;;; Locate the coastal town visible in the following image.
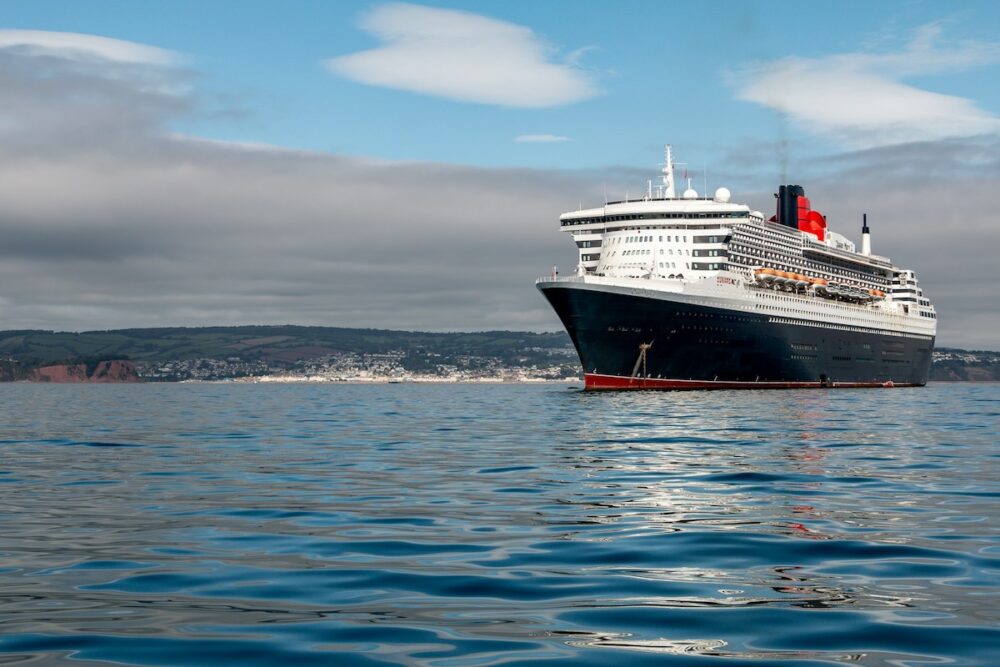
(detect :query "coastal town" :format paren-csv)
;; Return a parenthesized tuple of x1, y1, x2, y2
(133, 349, 581, 383)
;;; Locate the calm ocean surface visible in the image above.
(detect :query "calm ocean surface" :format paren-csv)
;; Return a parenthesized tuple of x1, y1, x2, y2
(0, 383, 997, 666)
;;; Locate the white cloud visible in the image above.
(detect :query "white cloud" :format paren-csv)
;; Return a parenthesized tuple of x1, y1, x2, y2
(733, 24, 1000, 148)
(515, 134, 572, 143)
(0, 33, 586, 334)
(0, 29, 178, 65)
(324, 3, 598, 107)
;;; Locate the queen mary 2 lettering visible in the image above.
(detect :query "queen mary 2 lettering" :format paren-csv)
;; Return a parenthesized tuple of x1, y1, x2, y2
(536, 146, 936, 390)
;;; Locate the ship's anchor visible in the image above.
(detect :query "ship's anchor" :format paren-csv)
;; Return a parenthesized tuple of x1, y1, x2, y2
(630, 341, 654, 383)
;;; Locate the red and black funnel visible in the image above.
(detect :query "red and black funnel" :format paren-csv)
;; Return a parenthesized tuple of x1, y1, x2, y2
(775, 184, 826, 241)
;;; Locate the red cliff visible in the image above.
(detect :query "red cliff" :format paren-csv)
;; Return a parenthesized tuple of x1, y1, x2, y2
(29, 360, 140, 383)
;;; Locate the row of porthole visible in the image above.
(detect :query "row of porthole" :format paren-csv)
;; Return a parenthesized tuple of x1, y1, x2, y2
(753, 288, 897, 321)
(755, 301, 912, 328)
(767, 316, 924, 338)
(610, 233, 691, 244)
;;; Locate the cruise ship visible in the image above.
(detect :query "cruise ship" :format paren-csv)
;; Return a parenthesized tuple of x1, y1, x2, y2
(536, 146, 936, 390)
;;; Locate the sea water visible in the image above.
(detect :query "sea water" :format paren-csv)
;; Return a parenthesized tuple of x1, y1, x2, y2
(0, 383, 997, 666)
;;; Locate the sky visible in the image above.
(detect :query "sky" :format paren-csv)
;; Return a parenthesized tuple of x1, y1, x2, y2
(1, 0, 999, 348)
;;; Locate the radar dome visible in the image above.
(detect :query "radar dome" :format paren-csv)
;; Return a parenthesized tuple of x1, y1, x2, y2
(714, 187, 731, 203)
(682, 188, 698, 199)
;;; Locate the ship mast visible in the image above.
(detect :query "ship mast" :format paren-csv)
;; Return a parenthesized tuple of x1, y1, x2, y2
(662, 145, 676, 199)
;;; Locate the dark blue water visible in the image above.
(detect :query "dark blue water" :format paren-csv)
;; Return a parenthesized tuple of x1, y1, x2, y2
(1, 383, 998, 666)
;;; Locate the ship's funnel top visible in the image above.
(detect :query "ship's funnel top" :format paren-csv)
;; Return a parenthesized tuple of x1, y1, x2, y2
(776, 184, 805, 229)
(772, 184, 826, 241)
(862, 213, 871, 256)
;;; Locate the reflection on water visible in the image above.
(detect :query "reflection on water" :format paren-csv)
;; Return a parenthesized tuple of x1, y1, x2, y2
(0, 383, 997, 666)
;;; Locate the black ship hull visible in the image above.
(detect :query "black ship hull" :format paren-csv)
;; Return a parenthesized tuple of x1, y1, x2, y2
(539, 282, 933, 390)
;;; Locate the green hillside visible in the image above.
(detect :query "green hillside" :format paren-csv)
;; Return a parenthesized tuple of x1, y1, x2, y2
(0, 325, 573, 368)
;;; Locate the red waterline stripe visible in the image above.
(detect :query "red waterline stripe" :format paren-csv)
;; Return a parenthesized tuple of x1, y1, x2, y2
(583, 373, 917, 391)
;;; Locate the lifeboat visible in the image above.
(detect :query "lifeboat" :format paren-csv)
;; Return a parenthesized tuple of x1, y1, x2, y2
(793, 273, 810, 290)
(755, 267, 777, 284)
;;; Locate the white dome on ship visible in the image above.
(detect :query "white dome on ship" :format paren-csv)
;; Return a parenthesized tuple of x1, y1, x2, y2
(683, 188, 698, 199)
(714, 187, 731, 203)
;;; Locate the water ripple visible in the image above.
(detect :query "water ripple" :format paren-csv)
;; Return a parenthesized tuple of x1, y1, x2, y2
(0, 383, 997, 666)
